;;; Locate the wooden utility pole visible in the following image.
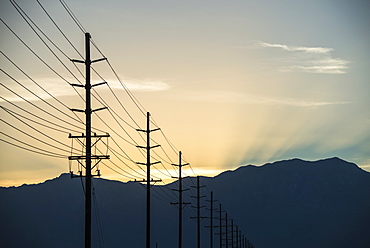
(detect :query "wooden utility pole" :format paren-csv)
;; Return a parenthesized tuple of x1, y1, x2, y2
(69, 32, 109, 248)
(191, 176, 206, 248)
(136, 112, 162, 248)
(230, 219, 235, 248)
(205, 191, 217, 248)
(171, 151, 191, 248)
(225, 213, 229, 248)
(235, 226, 239, 248)
(216, 204, 224, 248)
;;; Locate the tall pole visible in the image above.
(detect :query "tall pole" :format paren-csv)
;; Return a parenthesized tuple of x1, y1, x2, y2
(209, 192, 214, 248)
(179, 154, 183, 248)
(171, 151, 190, 248)
(191, 176, 206, 248)
(225, 213, 228, 248)
(69, 33, 109, 248)
(197, 177, 201, 248)
(146, 112, 151, 248)
(136, 112, 161, 248)
(239, 230, 242, 248)
(231, 220, 234, 248)
(84, 32, 92, 248)
(219, 204, 223, 248)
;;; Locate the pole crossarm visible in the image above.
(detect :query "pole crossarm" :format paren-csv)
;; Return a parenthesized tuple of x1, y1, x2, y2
(69, 83, 85, 88)
(172, 163, 189, 167)
(69, 133, 109, 139)
(91, 57, 107, 63)
(136, 144, 161, 149)
(70, 108, 85, 113)
(136, 128, 161, 133)
(70, 106, 108, 113)
(70, 59, 85, 63)
(91, 106, 108, 113)
(91, 81, 107, 88)
(68, 155, 110, 160)
(136, 161, 161, 166)
(70, 57, 106, 64)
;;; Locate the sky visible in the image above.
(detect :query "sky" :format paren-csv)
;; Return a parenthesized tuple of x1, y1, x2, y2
(0, 0, 369, 186)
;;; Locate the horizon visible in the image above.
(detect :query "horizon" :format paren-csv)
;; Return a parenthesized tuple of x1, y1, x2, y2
(1, 156, 368, 188)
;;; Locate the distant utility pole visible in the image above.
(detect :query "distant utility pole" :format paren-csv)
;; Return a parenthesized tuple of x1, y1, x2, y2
(190, 176, 206, 248)
(205, 191, 217, 248)
(230, 219, 235, 248)
(215, 203, 224, 248)
(239, 230, 242, 248)
(224, 213, 229, 248)
(68, 32, 109, 248)
(136, 112, 162, 248)
(171, 151, 191, 248)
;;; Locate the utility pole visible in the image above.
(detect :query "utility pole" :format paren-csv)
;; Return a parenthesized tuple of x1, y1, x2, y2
(136, 112, 162, 248)
(230, 219, 234, 248)
(171, 151, 191, 248)
(68, 32, 109, 248)
(215, 203, 224, 248)
(225, 213, 229, 248)
(191, 176, 206, 248)
(205, 191, 217, 248)
(239, 230, 242, 248)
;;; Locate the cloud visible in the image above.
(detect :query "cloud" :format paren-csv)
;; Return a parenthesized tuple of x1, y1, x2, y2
(257, 41, 334, 54)
(0, 77, 171, 103)
(255, 41, 350, 74)
(0, 77, 77, 103)
(108, 78, 171, 92)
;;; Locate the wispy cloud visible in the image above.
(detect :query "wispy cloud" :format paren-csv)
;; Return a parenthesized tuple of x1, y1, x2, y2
(109, 78, 171, 92)
(255, 41, 350, 74)
(0, 77, 171, 103)
(258, 41, 334, 54)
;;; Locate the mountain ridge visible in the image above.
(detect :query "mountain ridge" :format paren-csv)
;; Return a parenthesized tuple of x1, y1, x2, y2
(1, 157, 369, 248)
(1, 157, 365, 189)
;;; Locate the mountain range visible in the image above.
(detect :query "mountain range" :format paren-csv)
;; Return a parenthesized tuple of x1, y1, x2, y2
(1, 157, 370, 248)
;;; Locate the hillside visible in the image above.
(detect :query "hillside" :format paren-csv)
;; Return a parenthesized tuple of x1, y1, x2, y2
(1, 157, 369, 248)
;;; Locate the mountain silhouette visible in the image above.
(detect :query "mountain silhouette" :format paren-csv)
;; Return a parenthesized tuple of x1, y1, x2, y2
(1, 157, 369, 248)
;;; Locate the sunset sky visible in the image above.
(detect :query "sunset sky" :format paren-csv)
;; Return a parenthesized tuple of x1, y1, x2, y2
(1, 0, 369, 186)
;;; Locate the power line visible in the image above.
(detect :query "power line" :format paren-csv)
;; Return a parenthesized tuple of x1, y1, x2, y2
(36, 0, 85, 78)
(9, 0, 84, 85)
(1, 52, 84, 124)
(1, 117, 73, 154)
(0, 131, 67, 158)
(0, 96, 81, 133)
(1, 106, 68, 134)
(0, 18, 68, 84)
(56, 0, 190, 180)
(59, 0, 86, 33)
(36, 0, 84, 59)
(0, 81, 85, 132)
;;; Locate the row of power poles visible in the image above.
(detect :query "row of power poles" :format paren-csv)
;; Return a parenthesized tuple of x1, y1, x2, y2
(67, 32, 254, 248)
